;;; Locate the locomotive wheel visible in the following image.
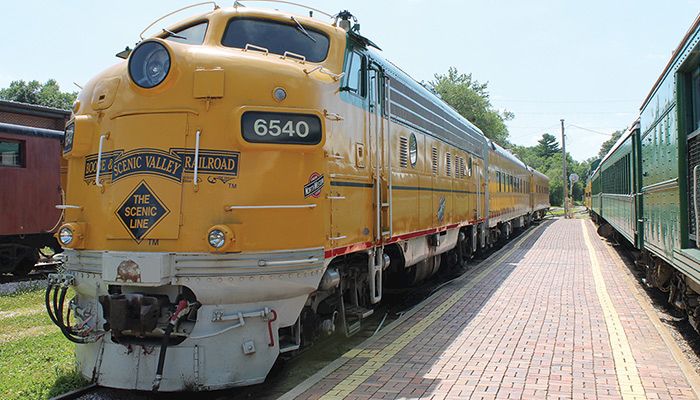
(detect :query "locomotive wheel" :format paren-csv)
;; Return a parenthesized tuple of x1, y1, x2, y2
(12, 251, 39, 277)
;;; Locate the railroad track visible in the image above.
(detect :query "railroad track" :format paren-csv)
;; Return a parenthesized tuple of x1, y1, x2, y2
(0, 260, 62, 284)
(49, 384, 99, 400)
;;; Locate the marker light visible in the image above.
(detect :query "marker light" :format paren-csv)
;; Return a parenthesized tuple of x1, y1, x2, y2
(58, 227, 74, 246)
(128, 41, 171, 88)
(208, 229, 226, 249)
(273, 87, 287, 102)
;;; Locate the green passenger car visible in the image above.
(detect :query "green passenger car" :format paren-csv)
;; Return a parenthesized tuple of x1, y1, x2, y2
(591, 16, 700, 330)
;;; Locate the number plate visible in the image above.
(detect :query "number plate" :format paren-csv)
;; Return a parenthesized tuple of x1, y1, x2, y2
(241, 112, 322, 145)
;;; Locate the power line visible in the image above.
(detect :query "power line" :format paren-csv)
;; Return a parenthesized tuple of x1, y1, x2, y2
(493, 98, 638, 104)
(566, 124, 615, 136)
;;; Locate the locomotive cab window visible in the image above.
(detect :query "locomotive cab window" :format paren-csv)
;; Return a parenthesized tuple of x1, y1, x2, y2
(0, 139, 23, 167)
(342, 50, 365, 96)
(222, 18, 330, 62)
(164, 21, 208, 45)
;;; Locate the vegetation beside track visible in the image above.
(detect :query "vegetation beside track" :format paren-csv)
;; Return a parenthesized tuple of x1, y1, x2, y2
(0, 286, 86, 400)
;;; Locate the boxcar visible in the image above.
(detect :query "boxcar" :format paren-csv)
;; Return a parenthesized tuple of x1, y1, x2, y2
(0, 122, 64, 275)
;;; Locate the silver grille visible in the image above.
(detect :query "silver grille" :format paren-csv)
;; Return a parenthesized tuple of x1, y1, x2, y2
(446, 153, 452, 177)
(399, 136, 408, 168)
(431, 147, 438, 175)
(689, 134, 700, 240)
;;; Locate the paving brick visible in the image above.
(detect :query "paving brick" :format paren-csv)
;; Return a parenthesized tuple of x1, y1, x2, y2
(288, 220, 699, 400)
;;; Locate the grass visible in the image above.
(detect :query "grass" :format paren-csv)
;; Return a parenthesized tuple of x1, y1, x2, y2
(0, 288, 87, 400)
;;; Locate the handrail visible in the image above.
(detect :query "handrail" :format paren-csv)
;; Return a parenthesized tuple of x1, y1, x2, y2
(95, 133, 109, 187)
(303, 65, 344, 81)
(233, 0, 333, 18)
(225, 204, 317, 210)
(641, 177, 678, 193)
(243, 43, 269, 55)
(56, 205, 82, 210)
(140, 2, 219, 40)
(282, 51, 306, 63)
(193, 129, 201, 190)
(694, 165, 699, 247)
(258, 258, 319, 266)
(386, 76, 393, 238)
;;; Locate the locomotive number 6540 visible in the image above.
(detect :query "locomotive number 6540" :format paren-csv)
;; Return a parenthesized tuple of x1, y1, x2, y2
(241, 111, 321, 145)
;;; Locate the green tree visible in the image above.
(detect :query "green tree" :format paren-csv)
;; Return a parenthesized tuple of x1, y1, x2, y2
(534, 133, 560, 158)
(597, 129, 624, 159)
(0, 79, 77, 110)
(430, 67, 513, 147)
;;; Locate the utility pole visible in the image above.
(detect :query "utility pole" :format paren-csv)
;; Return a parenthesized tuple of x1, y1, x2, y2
(561, 119, 568, 219)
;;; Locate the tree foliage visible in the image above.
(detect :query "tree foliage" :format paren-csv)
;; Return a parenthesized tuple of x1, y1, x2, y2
(0, 79, 77, 110)
(510, 134, 592, 206)
(534, 133, 560, 158)
(597, 129, 624, 159)
(430, 67, 513, 147)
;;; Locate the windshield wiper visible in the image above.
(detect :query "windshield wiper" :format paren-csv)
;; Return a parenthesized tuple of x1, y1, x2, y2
(291, 16, 316, 43)
(162, 28, 187, 40)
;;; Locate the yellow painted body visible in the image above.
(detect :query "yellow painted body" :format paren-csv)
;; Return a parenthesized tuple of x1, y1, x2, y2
(60, 7, 519, 257)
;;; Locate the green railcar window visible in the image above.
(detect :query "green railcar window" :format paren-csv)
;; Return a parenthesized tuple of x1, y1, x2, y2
(692, 69, 700, 133)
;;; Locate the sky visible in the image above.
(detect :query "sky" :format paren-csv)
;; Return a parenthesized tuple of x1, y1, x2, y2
(1, 1, 698, 161)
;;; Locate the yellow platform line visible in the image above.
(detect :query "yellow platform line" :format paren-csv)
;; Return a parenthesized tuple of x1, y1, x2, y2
(318, 225, 542, 400)
(581, 219, 646, 399)
(602, 232, 700, 399)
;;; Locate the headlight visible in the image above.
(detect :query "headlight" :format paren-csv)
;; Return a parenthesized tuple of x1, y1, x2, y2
(208, 229, 226, 249)
(58, 227, 73, 246)
(128, 41, 171, 88)
(63, 123, 75, 153)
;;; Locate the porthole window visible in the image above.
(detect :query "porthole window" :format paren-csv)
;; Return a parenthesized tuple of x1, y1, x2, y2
(409, 133, 417, 167)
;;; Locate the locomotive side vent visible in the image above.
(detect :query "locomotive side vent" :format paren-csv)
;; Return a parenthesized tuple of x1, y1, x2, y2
(446, 153, 452, 177)
(432, 147, 438, 175)
(399, 136, 408, 168)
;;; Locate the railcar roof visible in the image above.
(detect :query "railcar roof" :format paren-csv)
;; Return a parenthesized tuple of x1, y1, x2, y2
(0, 99, 70, 119)
(641, 13, 700, 110)
(490, 141, 528, 170)
(366, 48, 488, 155)
(600, 119, 639, 165)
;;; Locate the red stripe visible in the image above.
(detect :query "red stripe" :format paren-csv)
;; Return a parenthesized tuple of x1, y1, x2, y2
(323, 220, 483, 259)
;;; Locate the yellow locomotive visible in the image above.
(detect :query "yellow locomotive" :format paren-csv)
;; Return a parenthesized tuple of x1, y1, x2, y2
(46, 3, 549, 391)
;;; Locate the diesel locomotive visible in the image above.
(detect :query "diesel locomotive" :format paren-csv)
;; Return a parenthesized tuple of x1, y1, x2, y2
(590, 14, 700, 331)
(46, 2, 549, 391)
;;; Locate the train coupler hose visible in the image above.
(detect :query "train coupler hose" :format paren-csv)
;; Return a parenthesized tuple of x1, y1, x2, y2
(152, 299, 200, 392)
(45, 273, 98, 344)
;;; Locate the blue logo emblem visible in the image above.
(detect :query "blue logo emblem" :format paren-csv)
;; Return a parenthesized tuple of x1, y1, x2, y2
(116, 181, 169, 241)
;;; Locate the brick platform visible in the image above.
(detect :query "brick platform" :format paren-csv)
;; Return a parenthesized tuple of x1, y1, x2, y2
(281, 219, 700, 400)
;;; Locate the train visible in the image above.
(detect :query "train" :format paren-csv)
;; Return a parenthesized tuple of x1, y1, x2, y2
(588, 15, 700, 331)
(45, 3, 549, 391)
(0, 101, 67, 276)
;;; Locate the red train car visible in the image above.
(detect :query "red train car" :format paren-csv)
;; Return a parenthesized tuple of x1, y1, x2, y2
(0, 102, 67, 275)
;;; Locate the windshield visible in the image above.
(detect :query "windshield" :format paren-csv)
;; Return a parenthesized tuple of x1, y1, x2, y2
(164, 21, 208, 45)
(221, 18, 330, 63)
